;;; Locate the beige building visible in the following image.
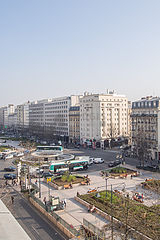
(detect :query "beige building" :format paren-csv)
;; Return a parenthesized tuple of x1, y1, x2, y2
(131, 96, 160, 162)
(69, 106, 80, 143)
(80, 91, 129, 146)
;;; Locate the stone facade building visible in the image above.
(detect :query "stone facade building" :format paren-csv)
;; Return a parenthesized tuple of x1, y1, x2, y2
(80, 91, 129, 147)
(131, 96, 160, 162)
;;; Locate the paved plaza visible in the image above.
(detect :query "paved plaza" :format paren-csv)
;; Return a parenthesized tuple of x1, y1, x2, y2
(34, 164, 160, 234)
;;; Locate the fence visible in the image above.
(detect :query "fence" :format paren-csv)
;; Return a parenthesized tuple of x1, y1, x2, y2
(29, 185, 80, 238)
(83, 218, 105, 240)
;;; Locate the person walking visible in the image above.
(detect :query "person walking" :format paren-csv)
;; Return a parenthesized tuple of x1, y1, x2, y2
(11, 196, 14, 204)
(43, 197, 47, 205)
(64, 198, 66, 208)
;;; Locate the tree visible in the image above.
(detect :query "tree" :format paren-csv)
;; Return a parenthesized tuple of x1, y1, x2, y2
(132, 130, 151, 167)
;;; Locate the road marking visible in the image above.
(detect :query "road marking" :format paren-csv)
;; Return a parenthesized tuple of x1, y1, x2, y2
(32, 226, 40, 235)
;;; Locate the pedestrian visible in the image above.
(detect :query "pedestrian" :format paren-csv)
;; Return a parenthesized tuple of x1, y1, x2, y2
(131, 175, 133, 179)
(14, 179, 17, 186)
(5, 180, 8, 186)
(35, 180, 38, 185)
(11, 196, 14, 204)
(43, 197, 47, 205)
(64, 198, 66, 208)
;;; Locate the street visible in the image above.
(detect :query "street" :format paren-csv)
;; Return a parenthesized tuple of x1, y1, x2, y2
(1, 186, 67, 240)
(0, 157, 68, 240)
(66, 147, 140, 172)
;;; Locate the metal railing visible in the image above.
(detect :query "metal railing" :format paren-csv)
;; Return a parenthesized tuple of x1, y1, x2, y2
(83, 218, 105, 239)
(29, 185, 80, 237)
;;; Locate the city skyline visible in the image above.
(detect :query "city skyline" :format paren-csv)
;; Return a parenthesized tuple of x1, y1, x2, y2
(1, 0, 160, 106)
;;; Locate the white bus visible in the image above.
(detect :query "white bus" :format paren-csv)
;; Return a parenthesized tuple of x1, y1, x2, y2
(49, 159, 88, 173)
(37, 146, 63, 153)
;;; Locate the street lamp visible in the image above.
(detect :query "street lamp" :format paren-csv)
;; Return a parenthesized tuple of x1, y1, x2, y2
(38, 158, 41, 198)
(105, 177, 108, 198)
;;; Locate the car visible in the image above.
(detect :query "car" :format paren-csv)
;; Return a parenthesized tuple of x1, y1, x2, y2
(93, 158, 104, 164)
(136, 165, 159, 172)
(4, 166, 16, 172)
(42, 172, 54, 178)
(4, 173, 17, 180)
(36, 168, 44, 174)
(5, 154, 14, 160)
(115, 159, 121, 165)
(17, 152, 24, 157)
(108, 161, 115, 167)
(88, 158, 94, 165)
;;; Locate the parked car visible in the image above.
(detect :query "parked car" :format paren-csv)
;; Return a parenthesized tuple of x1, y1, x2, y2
(42, 172, 54, 178)
(108, 161, 115, 167)
(115, 159, 121, 165)
(36, 168, 44, 174)
(4, 166, 16, 172)
(93, 158, 104, 164)
(89, 158, 94, 165)
(136, 165, 159, 172)
(4, 173, 17, 180)
(5, 154, 14, 160)
(17, 152, 24, 157)
(108, 160, 120, 167)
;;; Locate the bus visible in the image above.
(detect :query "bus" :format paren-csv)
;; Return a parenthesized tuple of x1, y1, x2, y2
(37, 146, 63, 152)
(49, 159, 88, 173)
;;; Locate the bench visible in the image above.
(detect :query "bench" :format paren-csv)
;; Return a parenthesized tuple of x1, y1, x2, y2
(87, 188, 97, 193)
(64, 185, 71, 189)
(81, 181, 87, 185)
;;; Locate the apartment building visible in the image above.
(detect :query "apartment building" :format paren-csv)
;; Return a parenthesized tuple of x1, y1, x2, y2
(0, 106, 7, 128)
(80, 91, 129, 146)
(131, 96, 160, 162)
(8, 110, 17, 129)
(17, 102, 30, 132)
(0, 104, 15, 129)
(69, 106, 80, 143)
(29, 95, 81, 140)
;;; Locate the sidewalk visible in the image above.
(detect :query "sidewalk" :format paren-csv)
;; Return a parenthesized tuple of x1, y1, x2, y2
(36, 178, 109, 231)
(0, 199, 31, 240)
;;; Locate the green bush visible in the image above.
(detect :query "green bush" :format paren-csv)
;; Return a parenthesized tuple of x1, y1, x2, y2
(110, 167, 127, 174)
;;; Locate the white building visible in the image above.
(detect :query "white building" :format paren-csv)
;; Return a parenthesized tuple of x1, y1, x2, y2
(17, 102, 30, 131)
(8, 111, 17, 128)
(0, 104, 15, 128)
(80, 91, 129, 146)
(29, 95, 81, 139)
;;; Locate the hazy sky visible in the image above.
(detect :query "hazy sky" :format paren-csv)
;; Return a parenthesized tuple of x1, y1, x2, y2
(1, 0, 160, 106)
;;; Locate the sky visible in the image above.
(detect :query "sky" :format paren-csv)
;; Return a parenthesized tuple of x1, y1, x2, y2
(0, 0, 160, 106)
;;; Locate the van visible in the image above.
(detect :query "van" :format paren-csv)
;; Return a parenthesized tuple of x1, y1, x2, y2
(89, 158, 94, 165)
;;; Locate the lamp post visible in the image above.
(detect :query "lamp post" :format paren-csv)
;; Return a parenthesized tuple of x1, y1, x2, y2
(111, 184, 113, 240)
(39, 158, 41, 198)
(105, 177, 108, 198)
(48, 180, 50, 201)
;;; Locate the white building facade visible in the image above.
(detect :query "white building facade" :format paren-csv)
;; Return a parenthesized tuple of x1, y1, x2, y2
(29, 95, 81, 140)
(80, 92, 129, 145)
(17, 102, 30, 131)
